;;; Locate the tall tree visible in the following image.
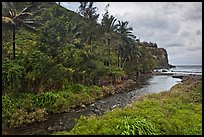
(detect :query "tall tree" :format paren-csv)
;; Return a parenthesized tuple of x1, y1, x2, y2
(78, 2, 99, 22)
(101, 7, 117, 66)
(2, 2, 38, 60)
(115, 20, 136, 68)
(78, 2, 100, 45)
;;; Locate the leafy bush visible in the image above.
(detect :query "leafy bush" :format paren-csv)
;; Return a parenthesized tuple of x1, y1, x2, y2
(2, 94, 17, 127)
(53, 115, 157, 135)
(2, 59, 26, 92)
(2, 83, 104, 128)
(9, 108, 48, 128)
(64, 84, 86, 93)
(116, 116, 157, 135)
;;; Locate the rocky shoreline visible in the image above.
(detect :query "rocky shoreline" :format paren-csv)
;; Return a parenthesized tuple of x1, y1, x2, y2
(172, 74, 202, 82)
(109, 73, 152, 93)
(152, 70, 202, 82)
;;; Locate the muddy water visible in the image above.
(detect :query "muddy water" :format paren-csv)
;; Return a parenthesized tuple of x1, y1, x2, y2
(2, 75, 181, 135)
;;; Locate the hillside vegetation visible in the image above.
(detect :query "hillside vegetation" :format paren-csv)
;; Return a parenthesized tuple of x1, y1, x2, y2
(2, 2, 160, 93)
(2, 2, 168, 129)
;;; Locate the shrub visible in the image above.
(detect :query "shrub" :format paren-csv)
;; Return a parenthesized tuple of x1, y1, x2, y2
(2, 59, 26, 92)
(116, 116, 158, 135)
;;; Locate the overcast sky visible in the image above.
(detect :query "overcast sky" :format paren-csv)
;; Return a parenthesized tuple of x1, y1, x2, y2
(60, 2, 202, 65)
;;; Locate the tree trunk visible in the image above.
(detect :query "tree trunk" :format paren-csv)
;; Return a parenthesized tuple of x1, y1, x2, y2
(117, 47, 120, 68)
(108, 38, 111, 66)
(120, 49, 123, 68)
(13, 25, 16, 60)
(122, 56, 128, 69)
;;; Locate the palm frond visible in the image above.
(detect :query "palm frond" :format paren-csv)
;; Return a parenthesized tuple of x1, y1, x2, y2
(2, 16, 15, 25)
(20, 2, 37, 13)
(22, 20, 35, 24)
(21, 22, 36, 31)
(8, 10, 16, 17)
(19, 12, 33, 16)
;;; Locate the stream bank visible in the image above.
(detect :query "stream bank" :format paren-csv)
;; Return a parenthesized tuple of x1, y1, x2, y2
(2, 73, 183, 135)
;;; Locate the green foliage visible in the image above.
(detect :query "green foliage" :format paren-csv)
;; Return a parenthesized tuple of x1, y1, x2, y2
(2, 59, 26, 92)
(2, 2, 38, 59)
(106, 66, 126, 77)
(2, 93, 17, 126)
(9, 108, 48, 128)
(64, 84, 86, 93)
(116, 116, 157, 135)
(2, 84, 105, 128)
(78, 2, 99, 22)
(2, 92, 48, 128)
(54, 113, 157, 135)
(2, 2, 173, 131)
(2, 2, 162, 93)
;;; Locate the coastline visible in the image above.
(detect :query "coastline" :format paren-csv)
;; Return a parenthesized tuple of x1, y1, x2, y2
(152, 70, 202, 82)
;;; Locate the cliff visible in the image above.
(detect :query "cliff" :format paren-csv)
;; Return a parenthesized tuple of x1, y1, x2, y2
(139, 42, 174, 69)
(148, 47, 172, 69)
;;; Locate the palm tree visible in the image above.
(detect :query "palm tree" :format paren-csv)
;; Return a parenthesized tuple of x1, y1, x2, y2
(101, 10, 117, 66)
(2, 2, 38, 60)
(115, 20, 136, 68)
(115, 20, 136, 40)
(78, 2, 99, 22)
(78, 2, 99, 45)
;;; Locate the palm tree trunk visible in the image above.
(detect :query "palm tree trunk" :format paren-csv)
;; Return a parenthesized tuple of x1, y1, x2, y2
(122, 56, 128, 69)
(120, 49, 123, 68)
(108, 38, 111, 66)
(12, 25, 16, 60)
(117, 48, 120, 68)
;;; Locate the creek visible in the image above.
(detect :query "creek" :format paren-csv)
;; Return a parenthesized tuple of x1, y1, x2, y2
(2, 75, 181, 135)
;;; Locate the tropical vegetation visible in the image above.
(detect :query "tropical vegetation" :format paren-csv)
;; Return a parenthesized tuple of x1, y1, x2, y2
(2, 2, 161, 130)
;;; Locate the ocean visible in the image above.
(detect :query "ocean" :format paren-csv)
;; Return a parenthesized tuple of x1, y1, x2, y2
(148, 65, 202, 93)
(170, 65, 202, 75)
(155, 65, 202, 75)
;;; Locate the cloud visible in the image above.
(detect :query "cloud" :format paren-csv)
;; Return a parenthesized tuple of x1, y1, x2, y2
(182, 2, 202, 21)
(196, 30, 201, 36)
(165, 43, 184, 48)
(180, 31, 190, 37)
(169, 49, 202, 65)
(61, 2, 80, 12)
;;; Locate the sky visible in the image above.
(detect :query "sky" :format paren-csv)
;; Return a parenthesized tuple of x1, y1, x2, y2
(60, 2, 202, 65)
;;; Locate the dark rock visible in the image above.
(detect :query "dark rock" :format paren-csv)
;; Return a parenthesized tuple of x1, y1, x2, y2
(162, 69, 168, 72)
(169, 64, 176, 68)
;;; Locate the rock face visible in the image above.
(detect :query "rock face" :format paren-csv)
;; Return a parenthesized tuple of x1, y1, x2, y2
(148, 47, 171, 69)
(139, 42, 175, 69)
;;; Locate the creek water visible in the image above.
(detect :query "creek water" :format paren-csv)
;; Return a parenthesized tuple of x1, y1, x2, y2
(2, 75, 182, 135)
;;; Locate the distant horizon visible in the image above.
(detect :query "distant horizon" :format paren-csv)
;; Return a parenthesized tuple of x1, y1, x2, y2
(172, 64, 202, 66)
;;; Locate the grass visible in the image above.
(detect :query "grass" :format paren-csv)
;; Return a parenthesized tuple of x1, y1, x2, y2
(53, 79, 202, 135)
